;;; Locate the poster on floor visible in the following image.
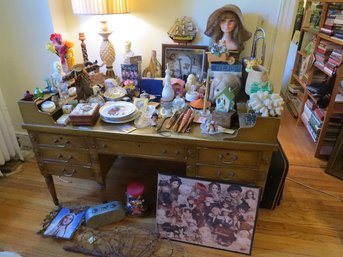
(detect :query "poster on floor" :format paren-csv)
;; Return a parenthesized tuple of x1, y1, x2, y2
(156, 173, 261, 255)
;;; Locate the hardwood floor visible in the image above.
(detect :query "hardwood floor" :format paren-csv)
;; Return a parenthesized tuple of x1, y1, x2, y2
(0, 109, 342, 257)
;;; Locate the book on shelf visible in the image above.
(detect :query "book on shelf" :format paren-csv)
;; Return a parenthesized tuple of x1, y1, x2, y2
(305, 98, 316, 110)
(305, 118, 319, 142)
(314, 108, 326, 121)
(335, 93, 343, 102)
(288, 83, 303, 94)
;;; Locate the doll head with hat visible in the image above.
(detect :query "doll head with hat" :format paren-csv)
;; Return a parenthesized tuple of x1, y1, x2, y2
(205, 4, 252, 52)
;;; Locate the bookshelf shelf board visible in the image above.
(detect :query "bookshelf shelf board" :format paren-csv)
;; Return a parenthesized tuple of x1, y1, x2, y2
(313, 62, 333, 77)
(298, 50, 308, 57)
(325, 0, 343, 3)
(302, 27, 318, 34)
(292, 74, 307, 89)
(306, 90, 321, 105)
(318, 33, 343, 46)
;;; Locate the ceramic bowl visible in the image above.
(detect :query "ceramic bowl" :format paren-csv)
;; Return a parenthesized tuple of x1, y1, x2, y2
(41, 101, 56, 113)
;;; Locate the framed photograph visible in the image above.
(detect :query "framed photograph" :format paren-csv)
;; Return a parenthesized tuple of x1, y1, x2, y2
(156, 173, 261, 255)
(162, 44, 208, 81)
(121, 63, 141, 89)
(43, 207, 85, 240)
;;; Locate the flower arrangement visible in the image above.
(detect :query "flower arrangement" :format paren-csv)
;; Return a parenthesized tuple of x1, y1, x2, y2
(209, 41, 227, 57)
(46, 33, 74, 70)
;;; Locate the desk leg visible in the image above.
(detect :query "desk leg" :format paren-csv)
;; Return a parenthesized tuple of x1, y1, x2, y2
(98, 182, 107, 203)
(44, 175, 59, 206)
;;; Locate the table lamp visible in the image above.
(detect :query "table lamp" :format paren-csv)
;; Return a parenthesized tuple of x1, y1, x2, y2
(71, 0, 130, 78)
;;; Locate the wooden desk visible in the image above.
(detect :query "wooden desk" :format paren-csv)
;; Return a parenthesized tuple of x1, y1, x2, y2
(20, 100, 280, 206)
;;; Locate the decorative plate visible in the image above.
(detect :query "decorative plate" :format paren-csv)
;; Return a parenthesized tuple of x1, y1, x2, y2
(99, 101, 137, 120)
(100, 111, 141, 124)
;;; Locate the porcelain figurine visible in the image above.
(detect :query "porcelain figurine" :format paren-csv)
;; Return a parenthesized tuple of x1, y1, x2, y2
(51, 61, 65, 87)
(123, 41, 135, 64)
(161, 64, 175, 102)
(185, 74, 199, 92)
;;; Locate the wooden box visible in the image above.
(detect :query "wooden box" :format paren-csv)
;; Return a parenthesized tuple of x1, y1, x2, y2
(211, 110, 237, 128)
(69, 103, 100, 126)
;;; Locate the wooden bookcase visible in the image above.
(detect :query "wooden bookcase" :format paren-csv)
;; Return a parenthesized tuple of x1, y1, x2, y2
(289, 0, 343, 158)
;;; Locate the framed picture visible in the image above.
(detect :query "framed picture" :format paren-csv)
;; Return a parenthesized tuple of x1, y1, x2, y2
(121, 63, 141, 89)
(162, 44, 208, 81)
(156, 173, 261, 255)
(43, 207, 85, 240)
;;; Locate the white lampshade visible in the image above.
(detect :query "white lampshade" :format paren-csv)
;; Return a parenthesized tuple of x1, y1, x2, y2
(71, 0, 130, 15)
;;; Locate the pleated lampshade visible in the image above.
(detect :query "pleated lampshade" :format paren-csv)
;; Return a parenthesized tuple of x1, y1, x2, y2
(71, 0, 130, 15)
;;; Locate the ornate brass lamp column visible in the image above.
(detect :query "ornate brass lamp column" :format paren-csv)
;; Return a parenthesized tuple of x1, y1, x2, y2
(98, 21, 116, 78)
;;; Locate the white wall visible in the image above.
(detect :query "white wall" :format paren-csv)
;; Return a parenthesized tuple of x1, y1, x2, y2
(0, 0, 295, 133)
(51, 0, 283, 78)
(0, 0, 56, 132)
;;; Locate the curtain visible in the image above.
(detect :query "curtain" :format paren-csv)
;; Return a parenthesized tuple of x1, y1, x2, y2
(0, 88, 23, 165)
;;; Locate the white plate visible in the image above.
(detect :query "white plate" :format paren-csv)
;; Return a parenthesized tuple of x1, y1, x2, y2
(99, 101, 137, 120)
(100, 111, 141, 124)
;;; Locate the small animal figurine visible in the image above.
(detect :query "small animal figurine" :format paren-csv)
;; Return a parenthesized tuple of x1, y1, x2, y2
(69, 64, 94, 101)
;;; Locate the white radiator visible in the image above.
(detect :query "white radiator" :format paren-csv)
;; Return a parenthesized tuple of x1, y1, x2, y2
(0, 88, 23, 166)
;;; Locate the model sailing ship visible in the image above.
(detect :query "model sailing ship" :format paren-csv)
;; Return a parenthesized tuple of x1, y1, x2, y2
(168, 16, 198, 43)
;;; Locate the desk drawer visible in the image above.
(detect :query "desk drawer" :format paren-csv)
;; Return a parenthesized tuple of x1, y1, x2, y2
(195, 164, 259, 185)
(30, 133, 89, 149)
(40, 162, 95, 179)
(97, 139, 186, 160)
(37, 147, 91, 165)
(197, 148, 262, 167)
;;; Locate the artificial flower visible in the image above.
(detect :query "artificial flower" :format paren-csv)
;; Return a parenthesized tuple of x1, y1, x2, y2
(46, 33, 74, 65)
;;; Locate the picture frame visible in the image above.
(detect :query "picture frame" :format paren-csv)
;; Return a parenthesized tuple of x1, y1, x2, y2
(161, 44, 208, 81)
(43, 207, 85, 240)
(121, 63, 141, 89)
(156, 173, 261, 255)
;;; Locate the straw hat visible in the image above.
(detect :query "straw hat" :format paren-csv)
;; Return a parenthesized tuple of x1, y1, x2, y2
(204, 4, 252, 42)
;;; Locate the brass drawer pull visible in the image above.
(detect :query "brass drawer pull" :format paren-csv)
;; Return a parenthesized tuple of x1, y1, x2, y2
(216, 170, 235, 179)
(57, 153, 63, 159)
(102, 143, 108, 148)
(53, 139, 59, 144)
(219, 154, 238, 164)
(64, 140, 70, 145)
(67, 155, 73, 161)
(216, 170, 222, 177)
(61, 168, 76, 177)
(161, 149, 167, 154)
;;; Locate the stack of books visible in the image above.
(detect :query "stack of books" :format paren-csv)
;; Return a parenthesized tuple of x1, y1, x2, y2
(301, 101, 324, 142)
(314, 40, 336, 70)
(329, 3, 343, 40)
(325, 47, 343, 75)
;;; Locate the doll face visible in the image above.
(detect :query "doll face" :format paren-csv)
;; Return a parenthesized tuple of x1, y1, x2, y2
(171, 181, 180, 188)
(230, 190, 240, 198)
(220, 13, 237, 33)
(246, 190, 254, 199)
(62, 214, 74, 225)
(210, 184, 220, 193)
